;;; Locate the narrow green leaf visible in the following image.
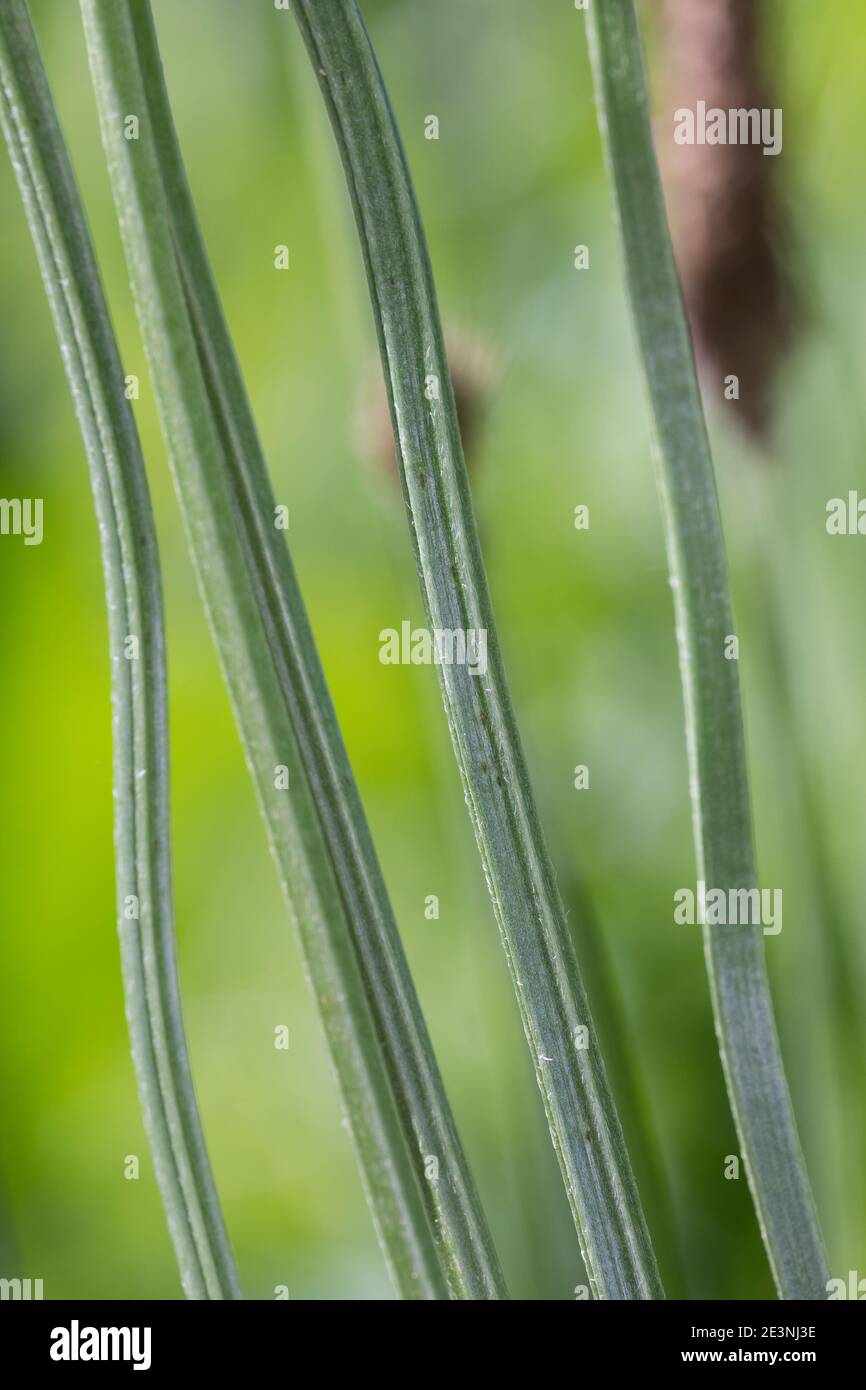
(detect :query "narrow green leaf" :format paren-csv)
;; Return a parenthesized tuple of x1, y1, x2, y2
(0, 0, 240, 1299)
(583, 0, 828, 1298)
(291, 0, 663, 1300)
(80, 0, 504, 1300)
(129, 0, 504, 1303)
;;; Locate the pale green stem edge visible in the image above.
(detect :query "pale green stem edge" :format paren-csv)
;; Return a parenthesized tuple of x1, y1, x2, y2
(0, 0, 240, 1299)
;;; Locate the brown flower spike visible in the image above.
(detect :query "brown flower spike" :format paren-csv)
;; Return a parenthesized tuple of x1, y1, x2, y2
(657, 0, 796, 442)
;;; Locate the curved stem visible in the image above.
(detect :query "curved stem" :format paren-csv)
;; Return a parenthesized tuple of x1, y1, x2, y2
(0, 0, 240, 1299)
(291, 0, 663, 1300)
(584, 0, 828, 1298)
(80, 0, 503, 1299)
(128, 0, 505, 1303)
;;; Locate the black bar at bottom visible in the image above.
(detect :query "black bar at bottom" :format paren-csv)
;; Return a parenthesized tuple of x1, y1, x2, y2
(2, 1296, 861, 1374)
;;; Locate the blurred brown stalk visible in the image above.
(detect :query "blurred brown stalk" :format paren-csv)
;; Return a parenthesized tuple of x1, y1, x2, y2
(656, 0, 796, 441)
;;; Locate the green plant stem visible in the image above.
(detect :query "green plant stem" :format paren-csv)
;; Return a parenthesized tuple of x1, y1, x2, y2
(0, 0, 240, 1299)
(130, 0, 504, 1303)
(81, 0, 504, 1300)
(584, 0, 828, 1298)
(291, 0, 663, 1300)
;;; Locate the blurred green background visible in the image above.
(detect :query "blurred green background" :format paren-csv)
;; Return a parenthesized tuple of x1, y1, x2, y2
(1, 0, 864, 1300)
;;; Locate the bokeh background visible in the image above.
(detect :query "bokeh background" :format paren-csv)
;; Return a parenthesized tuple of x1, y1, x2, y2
(1, 0, 865, 1300)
